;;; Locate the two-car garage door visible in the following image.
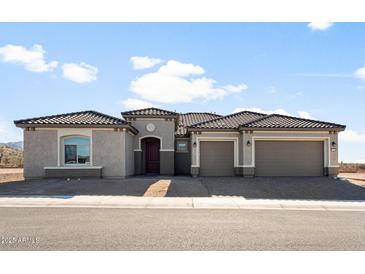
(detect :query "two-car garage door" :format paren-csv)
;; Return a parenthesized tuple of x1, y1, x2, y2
(255, 141, 324, 176)
(199, 140, 324, 176)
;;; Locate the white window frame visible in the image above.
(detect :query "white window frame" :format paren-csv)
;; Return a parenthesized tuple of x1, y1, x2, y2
(63, 136, 91, 166)
(57, 128, 93, 167)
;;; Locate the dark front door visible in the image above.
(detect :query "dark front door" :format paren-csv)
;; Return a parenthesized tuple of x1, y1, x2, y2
(145, 138, 160, 174)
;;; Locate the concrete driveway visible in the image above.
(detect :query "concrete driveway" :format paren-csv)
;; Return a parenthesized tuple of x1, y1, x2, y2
(0, 176, 364, 201)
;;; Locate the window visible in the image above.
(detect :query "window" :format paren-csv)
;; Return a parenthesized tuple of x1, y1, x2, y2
(64, 136, 90, 165)
(176, 140, 188, 153)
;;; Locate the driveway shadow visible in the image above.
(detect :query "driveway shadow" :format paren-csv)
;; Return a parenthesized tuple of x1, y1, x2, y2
(201, 176, 365, 201)
(1, 176, 364, 201)
(0, 176, 209, 197)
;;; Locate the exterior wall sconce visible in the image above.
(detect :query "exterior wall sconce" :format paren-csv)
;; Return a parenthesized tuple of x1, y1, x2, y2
(246, 140, 251, 146)
(331, 141, 337, 152)
(193, 141, 197, 147)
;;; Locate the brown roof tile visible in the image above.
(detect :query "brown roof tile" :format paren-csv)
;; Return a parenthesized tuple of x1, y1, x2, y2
(189, 111, 267, 130)
(176, 112, 222, 136)
(240, 114, 346, 130)
(14, 110, 138, 132)
(121, 107, 178, 117)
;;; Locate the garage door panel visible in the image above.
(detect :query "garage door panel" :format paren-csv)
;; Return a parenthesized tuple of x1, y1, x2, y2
(255, 141, 324, 176)
(200, 141, 234, 176)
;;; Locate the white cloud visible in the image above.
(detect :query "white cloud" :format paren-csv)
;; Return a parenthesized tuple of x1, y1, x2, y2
(354, 65, 365, 80)
(157, 60, 204, 76)
(224, 84, 248, 93)
(297, 111, 314, 119)
(119, 98, 158, 110)
(62, 62, 98, 83)
(233, 107, 315, 119)
(0, 120, 22, 143)
(0, 44, 58, 72)
(339, 130, 365, 143)
(130, 56, 163, 70)
(307, 22, 333, 31)
(130, 60, 247, 104)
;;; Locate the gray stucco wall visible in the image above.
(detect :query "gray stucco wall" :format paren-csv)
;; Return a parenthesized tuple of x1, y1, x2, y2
(23, 129, 58, 179)
(92, 130, 125, 178)
(131, 119, 175, 150)
(130, 118, 175, 175)
(175, 138, 191, 175)
(124, 132, 135, 176)
(160, 151, 174, 175)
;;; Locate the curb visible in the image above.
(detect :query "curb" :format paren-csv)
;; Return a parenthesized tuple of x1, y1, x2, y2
(0, 196, 365, 211)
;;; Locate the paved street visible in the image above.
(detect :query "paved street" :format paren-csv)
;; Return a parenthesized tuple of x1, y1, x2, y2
(0, 207, 364, 250)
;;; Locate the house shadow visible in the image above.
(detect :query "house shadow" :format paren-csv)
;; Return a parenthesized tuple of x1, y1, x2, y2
(0, 176, 209, 197)
(200, 176, 365, 201)
(0, 176, 364, 201)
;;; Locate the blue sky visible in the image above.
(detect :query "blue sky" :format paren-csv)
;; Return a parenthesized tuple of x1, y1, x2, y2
(0, 23, 364, 162)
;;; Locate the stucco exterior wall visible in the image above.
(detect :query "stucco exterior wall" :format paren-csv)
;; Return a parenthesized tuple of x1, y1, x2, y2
(23, 129, 58, 179)
(92, 130, 125, 178)
(124, 132, 135, 176)
(175, 138, 191, 175)
(131, 119, 175, 150)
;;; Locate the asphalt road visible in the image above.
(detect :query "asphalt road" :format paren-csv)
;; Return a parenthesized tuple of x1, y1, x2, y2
(0, 207, 364, 250)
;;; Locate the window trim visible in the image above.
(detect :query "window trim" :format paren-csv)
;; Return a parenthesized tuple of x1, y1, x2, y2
(176, 140, 189, 153)
(62, 135, 91, 166)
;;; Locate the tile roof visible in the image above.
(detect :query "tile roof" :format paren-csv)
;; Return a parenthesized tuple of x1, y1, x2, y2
(240, 114, 346, 129)
(189, 111, 267, 130)
(121, 107, 178, 117)
(176, 112, 222, 136)
(14, 110, 137, 130)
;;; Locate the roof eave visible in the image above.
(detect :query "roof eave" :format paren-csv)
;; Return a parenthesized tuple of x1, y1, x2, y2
(14, 122, 139, 134)
(239, 126, 346, 132)
(187, 127, 239, 132)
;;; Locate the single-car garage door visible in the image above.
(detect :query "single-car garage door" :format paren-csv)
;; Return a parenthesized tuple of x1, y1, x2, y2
(200, 141, 234, 176)
(255, 141, 324, 176)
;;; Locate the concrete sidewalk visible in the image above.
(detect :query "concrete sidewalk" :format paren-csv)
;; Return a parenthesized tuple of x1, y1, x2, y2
(0, 195, 365, 211)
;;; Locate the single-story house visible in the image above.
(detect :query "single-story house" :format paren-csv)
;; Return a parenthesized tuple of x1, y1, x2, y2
(14, 107, 346, 179)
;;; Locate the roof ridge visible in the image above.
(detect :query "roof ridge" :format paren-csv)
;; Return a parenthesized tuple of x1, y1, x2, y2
(88, 110, 126, 123)
(14, 110, 127, 125)
(189, 110, 267, 128)
(241, 113, 346, 128)
(14, 110, 96, 124)
(121, 107, 177, 115)
(181, 112, 222, 116)
(240, 114, 275, 127)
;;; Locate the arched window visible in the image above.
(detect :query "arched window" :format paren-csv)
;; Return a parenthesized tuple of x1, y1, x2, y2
(63, 136, 90, 165)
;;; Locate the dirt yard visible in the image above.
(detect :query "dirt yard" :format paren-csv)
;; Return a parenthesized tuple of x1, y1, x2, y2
(0, 168, 24, 184)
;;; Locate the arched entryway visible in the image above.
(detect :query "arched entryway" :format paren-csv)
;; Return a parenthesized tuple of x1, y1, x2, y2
(142, 137, 160, 174)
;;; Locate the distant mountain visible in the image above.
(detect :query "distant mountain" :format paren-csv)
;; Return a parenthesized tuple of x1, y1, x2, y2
(0, 141, 23, 151)
(0, 145, 23, 168)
